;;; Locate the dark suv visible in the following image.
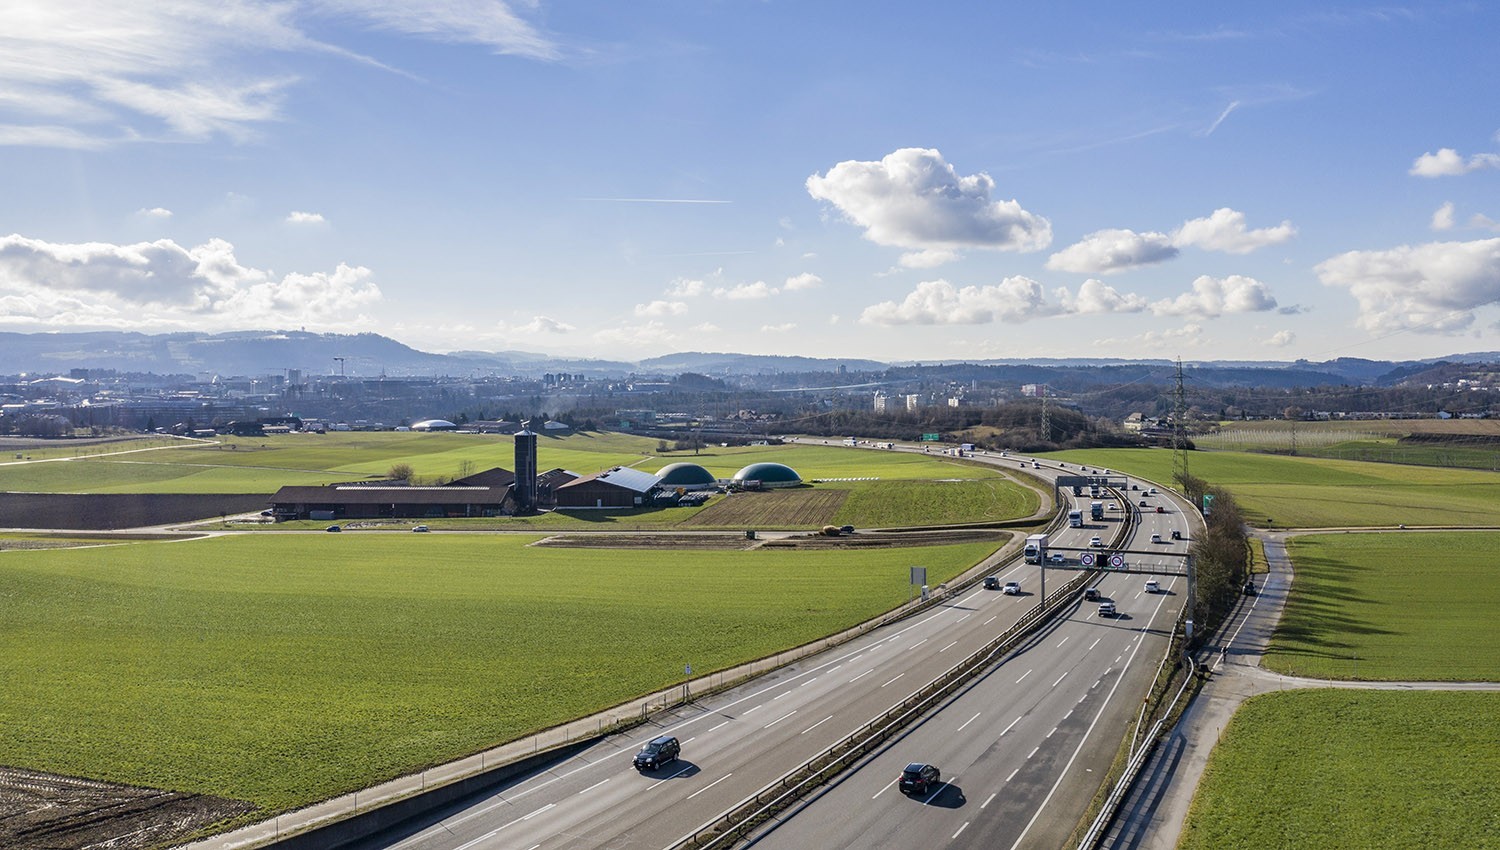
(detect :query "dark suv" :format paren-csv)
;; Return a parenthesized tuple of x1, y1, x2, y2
(633, 735, 680, 771)
(898, 762, 941, 794)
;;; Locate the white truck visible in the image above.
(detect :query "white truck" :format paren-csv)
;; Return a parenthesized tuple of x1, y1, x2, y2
(1024, 533, 1048, 564)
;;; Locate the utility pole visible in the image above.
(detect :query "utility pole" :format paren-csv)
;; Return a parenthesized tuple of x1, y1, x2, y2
(1172, 358, 1190, 490)
(1039, 383, 1051, 444)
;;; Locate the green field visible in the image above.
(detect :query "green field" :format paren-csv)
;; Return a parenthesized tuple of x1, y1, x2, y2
(1048, 447, 1500, 528)
(1179, 690, 1500, 850)
(0, 534, 995, 811)
(1262, 531, 1499, 681)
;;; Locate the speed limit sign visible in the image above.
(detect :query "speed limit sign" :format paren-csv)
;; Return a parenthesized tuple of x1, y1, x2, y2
(1079, 552, 1096, 566)
(1109, 554, 1125, 569)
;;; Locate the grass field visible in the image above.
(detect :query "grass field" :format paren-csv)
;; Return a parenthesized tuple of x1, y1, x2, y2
(0, 533, 996, 812)
(1179, 690, 1500, 850)
(1261, 531, 1499, 681)
(1047, 447, 1500, 528)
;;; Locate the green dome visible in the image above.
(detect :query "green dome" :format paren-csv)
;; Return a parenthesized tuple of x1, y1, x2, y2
(657, 462, 716, 486)
(732, 462, 802, 487)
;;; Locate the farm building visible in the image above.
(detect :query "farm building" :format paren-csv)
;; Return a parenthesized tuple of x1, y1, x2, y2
(268, 483, 513, 520)
(410, 419, 459, 431)
(553, 466, 660, 509)
(731, 462, 801, 489)
(656, 462, 717, 491)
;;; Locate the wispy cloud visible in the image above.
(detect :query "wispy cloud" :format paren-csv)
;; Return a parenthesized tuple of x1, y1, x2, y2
(1200, 100, 1241, 136)
(577, 198, 732, 204)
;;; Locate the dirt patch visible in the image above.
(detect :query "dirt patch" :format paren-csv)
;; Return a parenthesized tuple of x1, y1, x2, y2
(678, 488, 848, 528)
(0, 766, 256, 850)
(760, 530, 1010, 549)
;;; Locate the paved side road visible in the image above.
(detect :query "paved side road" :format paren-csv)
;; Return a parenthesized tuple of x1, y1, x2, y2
(1102, 532, 1500, 850)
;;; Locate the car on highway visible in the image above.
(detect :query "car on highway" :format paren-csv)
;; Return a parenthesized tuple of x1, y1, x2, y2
(1145, 579, 1160, 593)
(1156, 506, 1165, 513)
(1171, 529, 1182, 540)
(1098, 601, 1117, 617)
(983, 576, 1001, 590)
(1148, 487, 1157, 495)
(325, 525, 341, 532)
(1048, 552, 1066, 564)
(1131, 483, 1139, 490)
(1139, 499, 1148, 507)
(1084, 587, 1101, 601)
(412, 525, 430, 532)
(633, 735, 680, 771)
(1150, 532, 1162, 543)
(1090, 536, 1103, 547)
(1002, 581, 1021, 595)
(1243, 580, 1257, 596)
(898, 763, 941, 795)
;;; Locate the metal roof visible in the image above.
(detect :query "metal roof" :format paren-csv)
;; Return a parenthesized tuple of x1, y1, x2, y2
(557, 466, 660, 494)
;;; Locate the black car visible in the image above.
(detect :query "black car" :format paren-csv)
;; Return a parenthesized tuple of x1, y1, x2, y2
(1243, 580, 1257, 596)
(983, 576, 1001, 589)
(898, 762, 941, 794)
(1084, 587, 1101, 601)
(633, 735, 680, 771)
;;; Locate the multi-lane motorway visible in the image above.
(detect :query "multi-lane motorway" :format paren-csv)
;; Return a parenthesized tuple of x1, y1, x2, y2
(352, 453, 1193, 850)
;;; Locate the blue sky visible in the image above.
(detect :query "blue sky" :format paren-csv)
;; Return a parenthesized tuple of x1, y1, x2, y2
(2, 2, 1499, 365)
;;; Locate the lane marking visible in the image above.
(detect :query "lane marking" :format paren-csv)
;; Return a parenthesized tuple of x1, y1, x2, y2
(774, 690, 792, 700)
(649, 764, 693, 788)
(923, 779, 952, 805)
(954, 822, 970, 839)
(579, 778, 609, 795)
(910, 639, 927, 650)
(881, 673, 905, 688)
(849, 669, 872, 683)
(744, 704, 762, 715)
(1056, 636, 1069, 648)
(957, 711, 982, 732)
(1088, 637, 1102, 652)
(800, 678, 818, 687)
(939, 640, 959, 653)
(982, 792, 998, 809)
(708, 720, 729, 732)
(1001, 715, 1021, 735)
(1053, 671, 1068, 687)
(872, 778, 897, 799)
(764, 710, 798, 729)
(1027, 747, 1040, 759)
(1064, 708, 1074, 720)
(801, 715, 835, 735)
(686, 773, 734, 800)
(1016, 669, 1032, 684)
(1047, 726, 1057, 738)
(956, 614, 971, 623)
(983, 615, 998, 625)
(1006, 768, 1020, 782)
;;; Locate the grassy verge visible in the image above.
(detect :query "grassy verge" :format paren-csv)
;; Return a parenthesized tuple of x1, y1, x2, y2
(1248, 536, 1267, 575)
(1048, 447, 1500, 528)
(0, 534, 996, 812)
(1263, 531, 1499, 681)
(1179, 690, 1500, 850)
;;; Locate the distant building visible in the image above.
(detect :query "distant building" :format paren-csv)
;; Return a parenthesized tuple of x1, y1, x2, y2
(731, 462, 801, 489)
(873, 392, 889, 413)
(554, 466, 659, 509)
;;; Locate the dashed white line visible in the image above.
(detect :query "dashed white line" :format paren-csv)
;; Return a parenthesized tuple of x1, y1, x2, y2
(1053, 671, 1068, 687)
(872, 779, 898, 799)
(1027, 747, 1040, 759)
(982, 792, 998, 808)
(939, 640, 959, 652)
(956, 614, 971, 623)
(801, 715, 835, 735)
(1056, 636, 1070, 648)
(1001, 715, 1021, 735)
(744, 704, 762, 715)
(910, 639, 927, 650)
(983, 615, 997, 625)
(953, 822, 970, 839)
(1006, 768, 1020, 782)
(957, 711, 982, 732)
(1064, 708, 1074, 720)
(686, 773, 734, 800)
(881, 673, 905, 688)
(578, 778, 609, 795)
(1047, 726, 1057, 738)
(764, 710, 798, 729)
(774, 690, 792, 700)
(1115, 655, 1123, 663)
(849, 669, 872, 683)
(708, 720, 730, 732)
(1016, 669, 1032, 684)
(522, 803, 554, 820)
(800, 678, 818, 687)
(1088, 637, 1102, 651)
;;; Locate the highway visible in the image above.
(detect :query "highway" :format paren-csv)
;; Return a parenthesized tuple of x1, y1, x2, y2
(350, 453, 1193, 850)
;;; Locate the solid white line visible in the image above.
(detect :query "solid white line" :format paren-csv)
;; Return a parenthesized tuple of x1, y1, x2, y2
(1006, 768, 1020, 782)
(849, 669, 872, 683)
(954, 822, 970, 839)
(923, 780, 952, 805)
(801, 715, 835, 735)
(957, 711, 982, 732)
(881, 673, 904, 688)
(1016, 669, 1032, 684)
(1053, 671, 1068, 687)
(1002, 715, 1021, 735)
(982, 792, 998, 808)
(686, 773, 733, 800)
(940, 640, 959, 652)
(764, 710, 798, 729)
(578, 778, 609, 795)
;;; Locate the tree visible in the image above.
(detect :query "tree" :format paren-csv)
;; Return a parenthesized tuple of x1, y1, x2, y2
(387, 462, 414, 482)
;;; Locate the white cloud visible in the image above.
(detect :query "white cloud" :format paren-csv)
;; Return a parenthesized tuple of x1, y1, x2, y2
(713, 281, 776, 300)
(860, 277, 1051, 325)
(806, 148, 1052, 252)
(513, 315, 573, 334)
(1432, 201, 1456, 231)
(1469, 213, 1500, 232)
(0, 1, 556, 148)
(1095, 323, 1205, 350)
(1410, 147, 1500, 177)
(1172, 208, 1296, 254)
(594, 320, 676, 347)
(1316, 237, 1500, 333)
(633, 300, 687, 317)
(137, 207, 173, 219)
(665, 277, 706, 297)
(0, 232, 379, 330)
(1056, 279, 1148, 314)
(783, 272, 822, 291)
(760, 322, 796, 333)
(1046, 228, 1177, 275)
(286, 210, 326, 225)
(899, 249, 960, 268)
(1264, 330, 1295, 347)
(1151, 275, 1278, 318)
(828, 314, 841, 324)
(689, 322, 721, 333)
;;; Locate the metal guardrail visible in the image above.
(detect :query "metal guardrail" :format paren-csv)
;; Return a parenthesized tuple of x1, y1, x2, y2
(669, 568, 1098, 850)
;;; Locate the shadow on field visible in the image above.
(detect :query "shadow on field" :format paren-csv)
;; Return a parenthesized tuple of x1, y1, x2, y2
(1270, 553, 1397, 662)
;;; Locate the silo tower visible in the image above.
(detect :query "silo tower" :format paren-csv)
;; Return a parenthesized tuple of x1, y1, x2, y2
(514, 424, 538, 513)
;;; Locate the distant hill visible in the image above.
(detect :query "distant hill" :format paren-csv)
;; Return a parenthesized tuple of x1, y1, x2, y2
(637, 352, 888, 375)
